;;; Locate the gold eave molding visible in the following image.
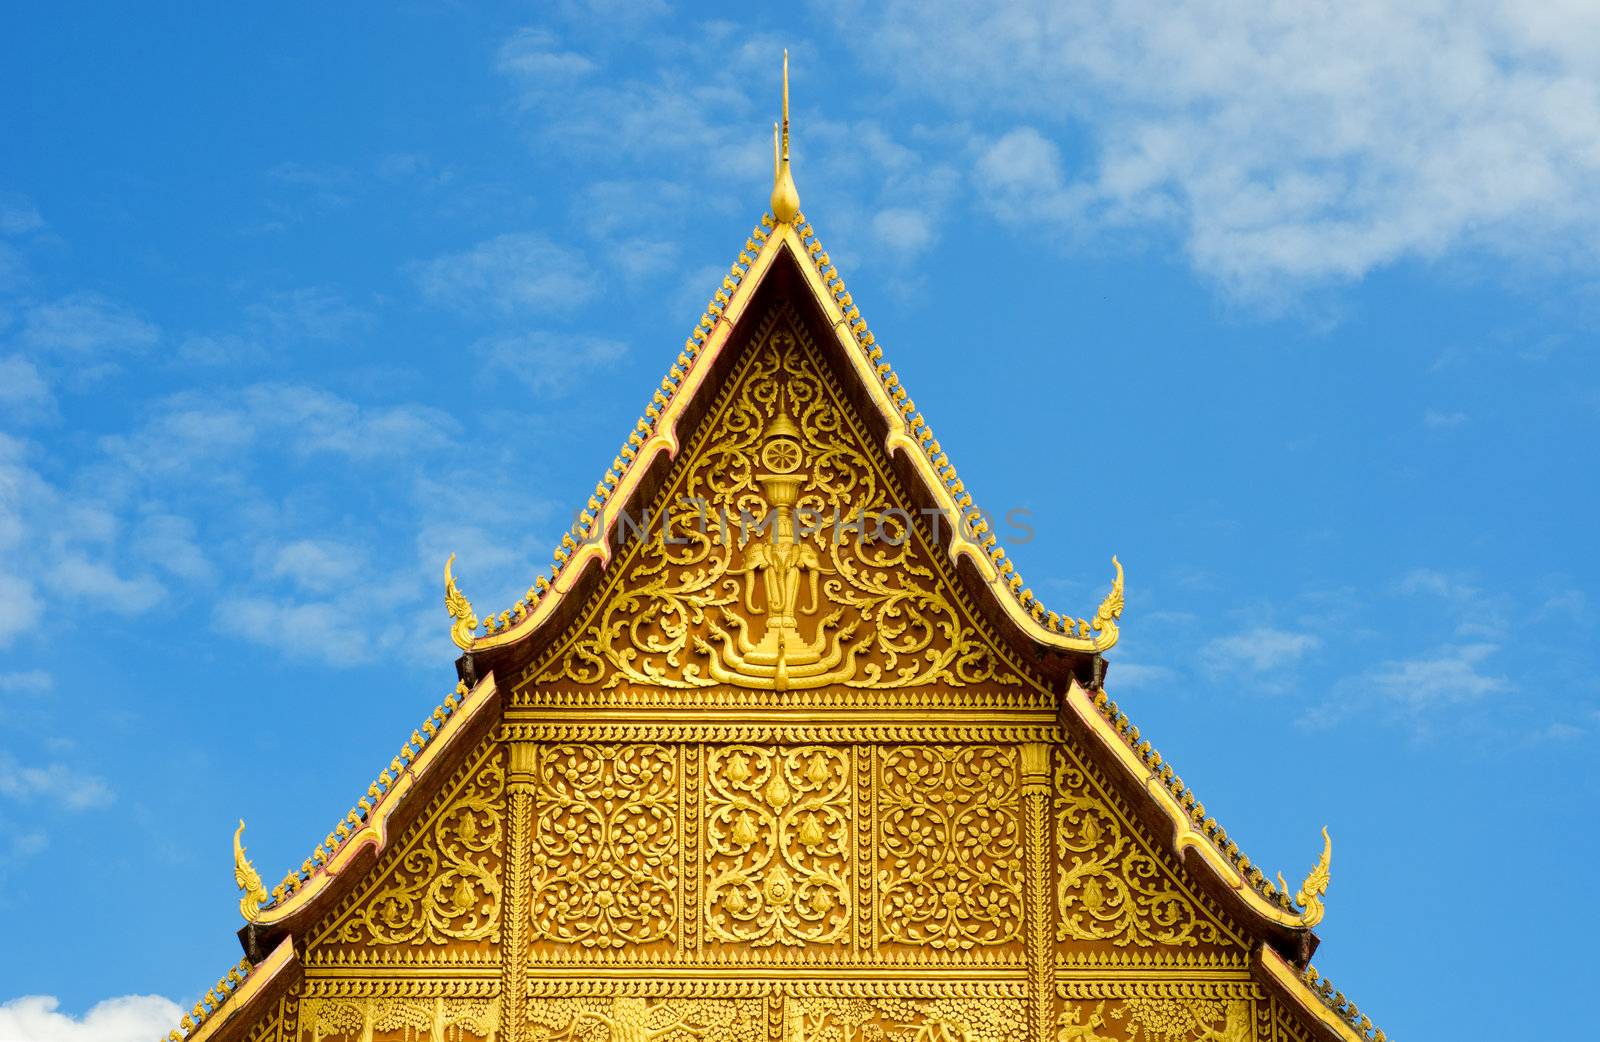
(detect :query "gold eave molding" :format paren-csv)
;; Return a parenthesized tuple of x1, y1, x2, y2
(242, 673, 501, 928)
(174, 937, 297, 1042)
(457, 218, 1114, 658)
(1258, 946, 1384, 1042)
(1066, 677, 1322, 933)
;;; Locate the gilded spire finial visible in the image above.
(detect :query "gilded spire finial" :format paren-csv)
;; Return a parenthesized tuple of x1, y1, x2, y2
(770, 49, 801, 224)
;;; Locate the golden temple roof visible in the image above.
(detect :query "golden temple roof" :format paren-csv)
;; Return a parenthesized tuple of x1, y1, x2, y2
(172, 55, 1393, 1042)
(444, 215, 1124, 659)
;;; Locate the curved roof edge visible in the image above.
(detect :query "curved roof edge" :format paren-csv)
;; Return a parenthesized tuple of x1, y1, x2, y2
(1065, 677, 1326, 934)
(164, 936, 295, 1042)
(240, 673, 501, 928)
(1259, 945, 1396, 1042)
(445, 212, 1123, 660)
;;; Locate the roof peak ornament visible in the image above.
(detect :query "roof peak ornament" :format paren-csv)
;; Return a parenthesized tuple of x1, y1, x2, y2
(1279, 826, 1333, 929)
(233, 819, 268, 924)
(770, 49, 801, 224)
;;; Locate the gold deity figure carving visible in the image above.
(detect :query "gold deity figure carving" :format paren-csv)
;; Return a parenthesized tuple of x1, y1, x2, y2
(698, 388, 863, 691)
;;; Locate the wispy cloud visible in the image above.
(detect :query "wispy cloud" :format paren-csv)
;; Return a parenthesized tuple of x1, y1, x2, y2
(0, 752, 114, 810)
(1363, 642, 1511, 708)
(416, 233, 597, 317)
(475, 332, 628, 396)
(1203, 626, 1321, 680)
(0, 355, 55, 423)
(495, 28, 599, 81)
(16, 292, 158, 358)
(0, 995, 181, 1042)
(845, 1, 1600, 297)
(0, 193, 46, 236)
(0, 669, 51, 695)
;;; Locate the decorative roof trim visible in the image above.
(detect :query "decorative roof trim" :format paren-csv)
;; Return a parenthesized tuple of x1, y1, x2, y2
(451, 217, 779, 651)
(240, 674, 500, 926)
(450, 212, 1122, 656)
(1064, 677, 1327, 931)
(165, 936, 295, 1042)
(779, 215, 1121, 651)
(1259, 945, 1395, 1042)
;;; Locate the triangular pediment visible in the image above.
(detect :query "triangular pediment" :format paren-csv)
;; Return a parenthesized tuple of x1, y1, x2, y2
(514, 298, 1043, 704)
(184, 214, 1365, 1042)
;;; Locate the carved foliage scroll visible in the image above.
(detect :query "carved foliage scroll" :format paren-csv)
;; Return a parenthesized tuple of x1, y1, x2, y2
(528, 308, 1029, 694)
(327, 744, 504, 950)
(877, 745, 1022, 950)
(525, 997, 763, 1042)
(704, 744, 851, 947)
(299, 996, 500, 1042)
(1053, 747, 1226, 950)
(529, 743, 678, 950)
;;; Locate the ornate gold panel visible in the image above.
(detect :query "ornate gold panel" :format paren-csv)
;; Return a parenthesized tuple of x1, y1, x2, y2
(704, 744, 852, 949)
(527, 743, 679, 952)
(309, 741, 504, 961)
(298, 995, 500, 1042)
(1052, 746, 1240, 956)
(877, 745, 1022, 953)
(523, 305, 1036, 697)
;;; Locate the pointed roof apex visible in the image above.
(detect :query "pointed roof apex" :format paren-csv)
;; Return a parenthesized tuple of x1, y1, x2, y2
(770, 50, 801, 224)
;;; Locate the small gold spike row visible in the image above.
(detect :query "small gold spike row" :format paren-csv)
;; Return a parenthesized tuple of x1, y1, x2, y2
(474, 218, 770, 642)
(793, 215, 1124, 642)
(1305, 966, 1392, 1042)
(257, 681, 474, 911)
(1087, 687, 1295, 910)
(164, 957, 252, 1041)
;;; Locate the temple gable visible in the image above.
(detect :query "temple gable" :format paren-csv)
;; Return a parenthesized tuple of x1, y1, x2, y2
(521, 303, 1038, 702)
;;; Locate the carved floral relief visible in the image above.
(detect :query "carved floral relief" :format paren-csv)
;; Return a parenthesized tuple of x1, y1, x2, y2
(704, 744, 851, 947)
(528, 308, 1028, 694)
(528, 743, 678, 950)
(877, 745, 1022, 951)
(324, 745, 504, 951)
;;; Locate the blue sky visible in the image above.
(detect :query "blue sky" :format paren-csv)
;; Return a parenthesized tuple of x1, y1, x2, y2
(2, 3, 1598, 1039)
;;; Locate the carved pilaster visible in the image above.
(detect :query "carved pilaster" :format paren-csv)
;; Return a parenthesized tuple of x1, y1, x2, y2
(1020, 741, 1054, 1042)
(502, 740, 537, 1042)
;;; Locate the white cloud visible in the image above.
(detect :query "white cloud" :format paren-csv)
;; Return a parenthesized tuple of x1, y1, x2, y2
(16, 293, 158, 357)
(1423, 409, 1469, 428)
(416, 233, 597, 316)
(131, 513, 213, 583)
(0, 192, 45, 236)
(495, 28, 599, 81)
(0, 994, 181, 1042)
(268, 538, 365, 595)
(1202, 626, 1321, 677)
(0, 669, 51, 695)
(844, 0, 1600, 293)
(0, 571, 37, 647)
(0, 753, 114, 810)
(218, 595, 365, 664)
(244, 286, 369, 344)
(1364, 642, 1510, 708)
(0, 355, 54, 423)
(475, 332, 628, 397)
(1106, 661, 1178, 690)
(49, 554, 165, 615)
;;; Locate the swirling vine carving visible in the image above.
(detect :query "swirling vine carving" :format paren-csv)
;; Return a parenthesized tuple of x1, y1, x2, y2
(334, 750, 503, 947)
(704, 744, 851, 947)
(1054, 749, 1224, 948)
(877, 746, 1022, 950)
(529, 744, 678, 949)
(531, 308, 1025, 692)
